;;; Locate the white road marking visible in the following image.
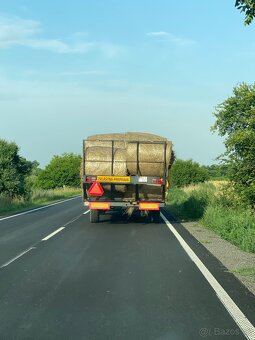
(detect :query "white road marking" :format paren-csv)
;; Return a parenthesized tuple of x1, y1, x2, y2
(0, 211, 86, 269)
(161, 213, 255, 340)
(1, 247, 36, 268)
(0, 196, 81, 222)
(41, 210, 89, 241)
(42, 227, 65, 241)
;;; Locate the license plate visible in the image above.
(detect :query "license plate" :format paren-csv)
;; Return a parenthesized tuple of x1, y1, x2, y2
(97, 176, 131, 183)
(139, 176, 148, 183)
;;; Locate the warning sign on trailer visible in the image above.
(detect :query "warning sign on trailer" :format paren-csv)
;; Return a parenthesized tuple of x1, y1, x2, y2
(97, 176, 131, 183)
(88, 182, 104, 196)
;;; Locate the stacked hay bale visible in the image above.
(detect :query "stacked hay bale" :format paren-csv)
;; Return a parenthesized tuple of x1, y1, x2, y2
(83, 133, 173, 200)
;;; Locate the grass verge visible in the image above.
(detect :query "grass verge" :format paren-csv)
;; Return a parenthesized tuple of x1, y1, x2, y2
(229, 267, 255, 282)
(166, 182, 215, 221)
(165, 182, 255, 253)
(201, 204, 255, 253)
(0, 187, 82, 216)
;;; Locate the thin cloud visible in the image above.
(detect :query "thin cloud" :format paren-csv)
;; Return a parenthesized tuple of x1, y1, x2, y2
(146, 31, 169, 37)
(0, 15, 120, 57)
(146, 31, 196, 47)
(0, 16, 40, 47)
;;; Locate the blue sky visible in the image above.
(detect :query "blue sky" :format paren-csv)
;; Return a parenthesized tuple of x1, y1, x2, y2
(0, 1, 255, 167)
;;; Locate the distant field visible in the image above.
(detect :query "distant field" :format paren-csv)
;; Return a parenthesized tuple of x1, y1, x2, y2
(0, 187, 81, 216)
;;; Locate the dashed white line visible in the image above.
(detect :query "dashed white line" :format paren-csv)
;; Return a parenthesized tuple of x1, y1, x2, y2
(161, 212, 255, 340)
(1, 210, 88, 269)
(83, 210, 90, 215)
(1, 247, 36, 268)
(42, 227, 65, 241)
(0, 196, 81, 222)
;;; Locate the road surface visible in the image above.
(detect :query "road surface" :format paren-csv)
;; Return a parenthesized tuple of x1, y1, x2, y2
(0, 197, 254, 340)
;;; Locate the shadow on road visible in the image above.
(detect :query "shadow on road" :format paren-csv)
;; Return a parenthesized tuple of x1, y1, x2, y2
(97, 211, 165, 225)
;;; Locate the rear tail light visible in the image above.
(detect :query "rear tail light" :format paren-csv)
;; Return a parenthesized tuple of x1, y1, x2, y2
(86, 177, 96, 183)
(152, 178, 163, 185)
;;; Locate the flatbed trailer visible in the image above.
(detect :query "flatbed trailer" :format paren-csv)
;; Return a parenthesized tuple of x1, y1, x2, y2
(82, 139, 168, 223)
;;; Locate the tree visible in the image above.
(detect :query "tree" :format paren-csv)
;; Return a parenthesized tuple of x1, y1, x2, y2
(37, 153, 82, 189)
(0, 139, 33, 198)
(235, 0, 255, 25)
(169, 159, 209, 188)
(212, 82, 255, 207)
(204, 164, 229, 179)
(25, 161, 42, 191)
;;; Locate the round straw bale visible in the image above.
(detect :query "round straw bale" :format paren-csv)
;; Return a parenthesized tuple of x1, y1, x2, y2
(86, 134, 126, 149)
(125, 132, 167, 141)
(85, 146, 112, 175)
(84, 146, 127, 176)
(126, 142, 172, 176)
(87, 133, 125, 140)
(113, 148, 127, 176)
(85, 146, 112, 161)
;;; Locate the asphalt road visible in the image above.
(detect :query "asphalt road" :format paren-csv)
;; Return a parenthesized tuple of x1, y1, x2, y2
(0, 197, 254, 340)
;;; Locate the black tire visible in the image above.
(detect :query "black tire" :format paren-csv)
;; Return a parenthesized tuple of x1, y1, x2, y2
(151, 211, 161, 223)
(90, 210, 99, 223)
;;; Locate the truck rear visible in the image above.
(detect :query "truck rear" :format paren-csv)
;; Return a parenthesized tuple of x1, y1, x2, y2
(82, 133, 172, 223)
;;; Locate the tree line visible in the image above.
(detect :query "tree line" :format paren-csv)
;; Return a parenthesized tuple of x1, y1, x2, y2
(0, 138, 226, 199)
(0, 140, 81, 200)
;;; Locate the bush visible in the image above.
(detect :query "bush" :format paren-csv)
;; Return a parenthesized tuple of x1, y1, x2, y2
(0, 139, 33, 199)
(37, 153, 82, 189)
(169, 159, 209, 188)
(204, 164, 229, 180)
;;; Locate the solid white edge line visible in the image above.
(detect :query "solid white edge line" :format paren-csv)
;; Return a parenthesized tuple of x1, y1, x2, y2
(1, 247, 36, 268)
(0, 196, 81, 222)
(160, 213, 255, 340)
(42, 227, 65, 241)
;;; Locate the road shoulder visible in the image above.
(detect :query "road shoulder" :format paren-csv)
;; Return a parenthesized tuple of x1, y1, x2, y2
(182, 221, 255, 296)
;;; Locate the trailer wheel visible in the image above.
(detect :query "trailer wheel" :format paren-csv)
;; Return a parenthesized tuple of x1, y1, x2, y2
(151, 211, 160, 223)
(90, 210, 99, 223)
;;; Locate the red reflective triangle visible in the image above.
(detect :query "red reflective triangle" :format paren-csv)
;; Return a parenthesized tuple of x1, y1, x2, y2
(88, 182, 104, 196)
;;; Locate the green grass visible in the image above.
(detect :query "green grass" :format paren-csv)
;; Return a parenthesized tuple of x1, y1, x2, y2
(200, 240, 212, 244)
(166, 182, 255, 253)
(229, 267, 255, 281)
(201, 204, 255, 253)
(0, 187, 82, 216)
(166, 182, 215, 221)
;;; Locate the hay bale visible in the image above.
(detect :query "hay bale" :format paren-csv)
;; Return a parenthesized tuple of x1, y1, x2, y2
(126, 142, 172, 177)
(85, 146, 112, 175)
(83, 132, 172, 201)
(85, 146, 127, 176)
(125, 132, 167, 142)
(85, 134, 126, 149)
(85, 132, 172, 177)
(113, 148, 127, 176)
(87, 133, 125, 140)
(84, 132, 167, 149)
